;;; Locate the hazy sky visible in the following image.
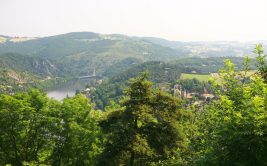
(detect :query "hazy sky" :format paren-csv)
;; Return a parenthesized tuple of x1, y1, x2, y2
(1, 0, 267, 41)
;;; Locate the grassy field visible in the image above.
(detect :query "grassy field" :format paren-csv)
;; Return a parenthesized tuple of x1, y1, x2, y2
(180, 73, 211, 82)
(180, 70, 256, 82)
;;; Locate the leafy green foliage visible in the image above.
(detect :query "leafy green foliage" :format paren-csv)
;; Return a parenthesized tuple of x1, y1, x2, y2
(194, 58, 267, 165)
(50, 94, 102, 165)
(255, 44, 267, 83)
(0, 90, 102, 165)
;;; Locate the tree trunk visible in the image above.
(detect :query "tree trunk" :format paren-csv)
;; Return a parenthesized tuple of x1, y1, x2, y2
(130, 151, 135, 166)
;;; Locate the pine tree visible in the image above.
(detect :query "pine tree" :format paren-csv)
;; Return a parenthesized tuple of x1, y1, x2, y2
(255, 44, 267, 83)
(98, 73, 188, 165)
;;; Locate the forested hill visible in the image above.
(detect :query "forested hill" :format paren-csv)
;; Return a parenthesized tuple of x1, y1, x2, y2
(92, 57, 255, 109)
(0, 32, 260, 94)
(171, 57, 257, 73)
(0, 32, 183, 76)
(0, 32, 264, 76)
(0, 53, 59, 76)
(0, 53, 68, 93)
(92, 61, 187, 109)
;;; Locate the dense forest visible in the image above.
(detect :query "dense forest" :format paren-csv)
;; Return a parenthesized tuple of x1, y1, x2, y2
(91, 57, 254, 109)
(0, 45, 266, 165)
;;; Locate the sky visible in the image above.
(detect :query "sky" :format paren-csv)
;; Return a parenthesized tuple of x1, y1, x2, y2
(1, 0, 267, 41)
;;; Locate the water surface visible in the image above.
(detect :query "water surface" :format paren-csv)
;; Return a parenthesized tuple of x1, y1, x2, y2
(47, 79, 90, 100)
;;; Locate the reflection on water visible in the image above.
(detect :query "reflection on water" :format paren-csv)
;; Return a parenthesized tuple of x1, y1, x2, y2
(47, 79, 91, 100)
(47, 90, 76, 101)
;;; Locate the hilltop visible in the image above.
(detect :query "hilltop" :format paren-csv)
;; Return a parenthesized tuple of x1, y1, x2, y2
(0, 32, 264, 76)
(0, 32, 260, 93)
(0, 32, 182, 76)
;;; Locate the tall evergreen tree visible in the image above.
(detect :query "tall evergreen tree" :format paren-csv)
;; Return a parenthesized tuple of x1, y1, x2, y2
(255, 44, 267, 83)
(98, 73, 189, 166)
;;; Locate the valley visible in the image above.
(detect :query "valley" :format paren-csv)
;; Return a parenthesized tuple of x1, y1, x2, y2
(1, 0, 267, 164)
(0, 32, 260, 102)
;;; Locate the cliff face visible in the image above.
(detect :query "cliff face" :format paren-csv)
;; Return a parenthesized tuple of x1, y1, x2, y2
(0, 53, 63, 92)
(31, 59, 58, 76)
(0, 53, 61, 76)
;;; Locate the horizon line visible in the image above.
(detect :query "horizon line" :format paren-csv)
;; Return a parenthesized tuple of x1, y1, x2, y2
(1, 31, 267, 43)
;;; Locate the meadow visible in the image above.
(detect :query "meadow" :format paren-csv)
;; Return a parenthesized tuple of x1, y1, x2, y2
(180, 73, 211, 82)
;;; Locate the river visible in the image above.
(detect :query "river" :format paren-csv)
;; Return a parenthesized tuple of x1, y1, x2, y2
(47, 79, 91, 100)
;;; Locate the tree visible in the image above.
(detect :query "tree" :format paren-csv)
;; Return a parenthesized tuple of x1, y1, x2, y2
(98, 73, 189, 166)
(0, 89, 59, 165)
(0, 90, 103, 165)
(51, 94, 102, 166)
(255, 44, 267, 83)
(196, 59, 267, 165)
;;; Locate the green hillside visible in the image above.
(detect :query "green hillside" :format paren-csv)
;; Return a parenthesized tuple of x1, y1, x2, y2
(0, 32, 261, 77)
(0, 53, 60, 76)
(172, 57, 257, 73)
(0, 32, 258, 94)
(0, 32, 184, 76)
(91, 61, 187, 109)
(0, 53, 66, 93)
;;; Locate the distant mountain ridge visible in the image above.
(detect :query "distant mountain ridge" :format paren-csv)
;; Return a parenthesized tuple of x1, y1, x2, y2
(0, 35, 37, 43)
(0, 32, 264, 78)
(0, 32, 184, 76)
(141, 37, 267, 57)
